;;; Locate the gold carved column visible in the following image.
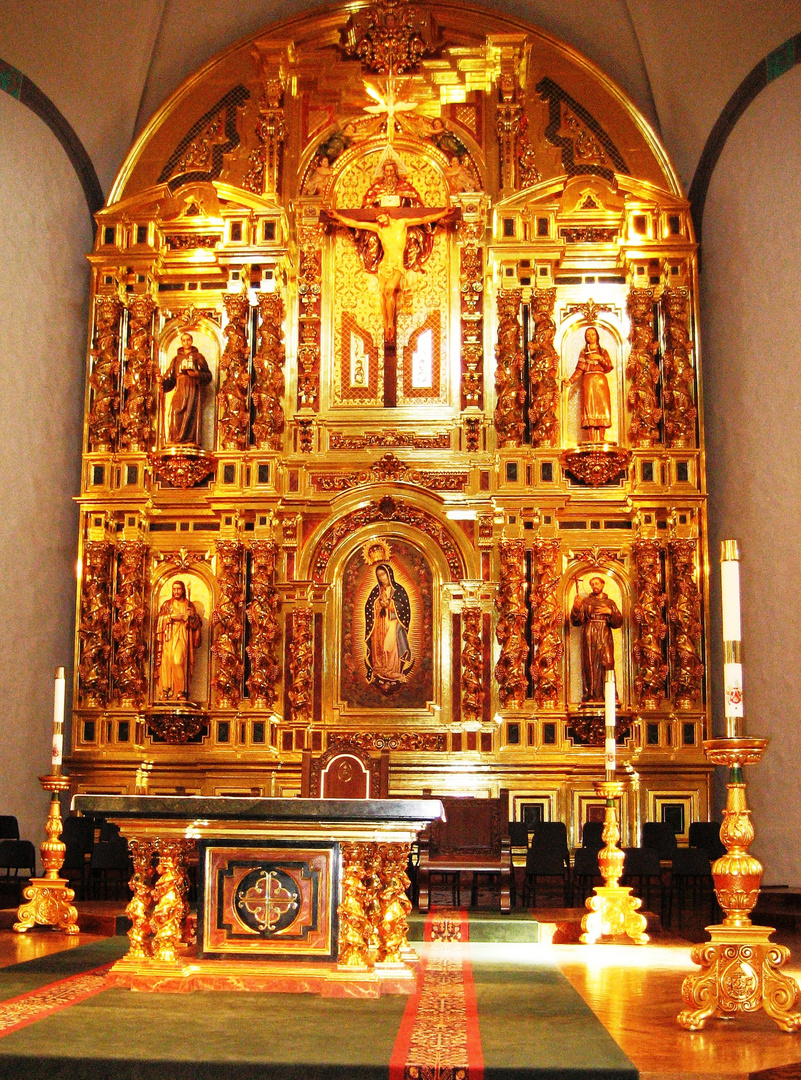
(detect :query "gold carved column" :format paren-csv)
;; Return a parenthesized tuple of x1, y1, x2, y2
(461, 603, 485, 727)
(528, 287, 559, 448)
(661, 287, 697, 448)
(494, 539, 528, 709)
(151, 839, 193, 964)
(288, 605, 314, 727)
(494, 289, 525, 447)
(625, 287, 661, 447)
(458, 220, 484, 450)
(87, 295, 123, 451)
(668, 539, 704, 710)
(243, 51, 286, 198)
(212, 539, 245, 708)
(376, 843, 412, 967)
(77, 539, 115, 707)
(632, 539, 667, 709)
(296, 224, 323, 453)
(530, 539, 563, 708)
(119, 294, 158, 451)
(111, 539, 148, 707)
(218, 293, 251, 451)
(246, 540, 282, 708)
(337, 842, 371, 969)
(252, 292, 286, 451)
(125, 838, 156, 959)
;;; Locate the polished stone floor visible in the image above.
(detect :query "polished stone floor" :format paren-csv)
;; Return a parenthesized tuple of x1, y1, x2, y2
(2, 907, 801, 1079)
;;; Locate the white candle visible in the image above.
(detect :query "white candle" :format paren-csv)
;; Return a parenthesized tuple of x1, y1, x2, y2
(721, 540, 744, 737)
(604, 670, 616, 779)
(52, 666, 65, 770)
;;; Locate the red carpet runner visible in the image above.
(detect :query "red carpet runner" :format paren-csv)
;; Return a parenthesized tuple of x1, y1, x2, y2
(390, 910, 483, 1080)
(0, 964, 112, 1038)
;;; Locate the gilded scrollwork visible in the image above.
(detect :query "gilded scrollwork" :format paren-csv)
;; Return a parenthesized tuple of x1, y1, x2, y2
(252, 292, 286, 450)
(310, 452, 467, 492)
(496, 102, 522, 192)
(111, 540, 148, 706)
(288, 606, 314, 725)
(461, 604, 484, 727)
(311, 498, 463, 583)
(626, 287, 661, 447)
(661, 287, 697, 448)
(78, 540, 114, 706)
(493, 289, 525, 447)
(246, 541, 282, 709)
(632, 539, 668, 708)
(494, 539, 528, 709)
(340, 0, 438, 74)
(211, 540, 245, 708)
(527, 287, 559, 447)
(530, 539, 563, 707)
(120, 295, 157, 451)
(217, 293, 251, 451)
(331, 731, 446, 752)
(328, 429, 450, 450)
(88, 297, 123, 451)
(668, 539, 704, 709)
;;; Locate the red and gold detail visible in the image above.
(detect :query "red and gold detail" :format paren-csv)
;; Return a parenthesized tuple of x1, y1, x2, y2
(632, 539, 668, 708)
(218, 293, 251, 451)
(310, 453, 467, 492)
(297, 226, 323, 411)
(493, 289, 525, 447)
(494, 538, 528, 708)
(212, 540, 245, 708)
(626, 287, 661, 446)
(400, 310, 442, 403)
(339, 312, 380, 404)
(243, 65, 285, 196)
(328, 430, 451, 450)
(530, 539, 563, 707)
(120, 294, 157, 451)
(458, 224, 484, 409)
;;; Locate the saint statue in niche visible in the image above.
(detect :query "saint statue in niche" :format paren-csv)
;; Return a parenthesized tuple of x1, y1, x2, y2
(155, 579, 202, 701)
(364, 560, 414, 693)
(570, 576, 623, 702)
(564, 325, 613, 443)
(161, 331, 212, 445)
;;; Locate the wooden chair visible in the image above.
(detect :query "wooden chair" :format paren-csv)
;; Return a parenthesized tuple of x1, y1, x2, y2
(418, 794, 512, 912)
(301, 740, 389, 799)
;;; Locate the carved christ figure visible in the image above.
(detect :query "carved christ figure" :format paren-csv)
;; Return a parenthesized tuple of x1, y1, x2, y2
(331, 206, 450, 342)
(570, 576, 623, 702)
(564, 326, 613, 443)
(155, 579, 202, 701)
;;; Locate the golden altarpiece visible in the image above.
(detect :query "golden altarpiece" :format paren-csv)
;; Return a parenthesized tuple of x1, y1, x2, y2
(69, 0, 710, 849)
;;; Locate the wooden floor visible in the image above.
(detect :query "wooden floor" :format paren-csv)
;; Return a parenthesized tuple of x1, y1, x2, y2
(1, 906, 801, 1079)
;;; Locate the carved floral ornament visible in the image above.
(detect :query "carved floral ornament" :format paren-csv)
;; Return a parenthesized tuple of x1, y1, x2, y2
(310, 453, 468, 492)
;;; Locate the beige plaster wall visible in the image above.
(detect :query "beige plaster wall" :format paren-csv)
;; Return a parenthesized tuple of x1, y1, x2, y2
(701, 65, 801, 885)
(0, 95, 91, 851)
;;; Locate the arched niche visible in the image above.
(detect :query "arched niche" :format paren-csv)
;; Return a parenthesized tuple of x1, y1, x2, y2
(563, 561, 631, 710)
(150, 563, 216, 706)
(157, 317, 222, 451)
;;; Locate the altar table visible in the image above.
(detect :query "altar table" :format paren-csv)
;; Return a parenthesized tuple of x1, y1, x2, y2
(71, 795, 443, 995)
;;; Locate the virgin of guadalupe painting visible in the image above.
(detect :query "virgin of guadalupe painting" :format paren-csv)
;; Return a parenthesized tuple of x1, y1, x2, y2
(340, 538, 433, 709)
(364, 562, 414, 691)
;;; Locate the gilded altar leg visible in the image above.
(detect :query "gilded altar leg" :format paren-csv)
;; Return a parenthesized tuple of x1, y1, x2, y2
(337, 842, 371, 969)
(376, 842, 412, 965)
(363, 843, 381, 953)
(151, 840, 192, 963)
(125, 839, 156, 959)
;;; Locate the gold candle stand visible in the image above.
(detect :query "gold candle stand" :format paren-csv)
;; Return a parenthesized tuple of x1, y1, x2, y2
(678, 738, 801, 1030)
(580, 780, 648, 945)
(14, 774, 79, 935)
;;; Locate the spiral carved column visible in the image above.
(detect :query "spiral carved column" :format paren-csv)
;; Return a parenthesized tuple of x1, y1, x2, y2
(212, 540, 245, 708)
(246, 540, 282, 708)
(530, 539, 563, 707)
(78, 540, 114, 707)
(632, 539, 668, 709)
(111, 540, 148, 706)
(218, 293, 251, 451)
(494, 539, 528, 709)
(528, 287, 560, 447)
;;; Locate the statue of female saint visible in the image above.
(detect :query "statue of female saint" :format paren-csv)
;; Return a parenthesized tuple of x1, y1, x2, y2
(161, 332, 212, 445)
(564, 326, 614, 443)
(570, 576, 623, 702)
(364, 563, 414, 693)
(155, 579, 202, 701)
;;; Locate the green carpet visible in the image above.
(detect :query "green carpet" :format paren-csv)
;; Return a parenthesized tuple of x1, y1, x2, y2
(407, 909, 541, 942)
(0, 940, 636, 1080)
